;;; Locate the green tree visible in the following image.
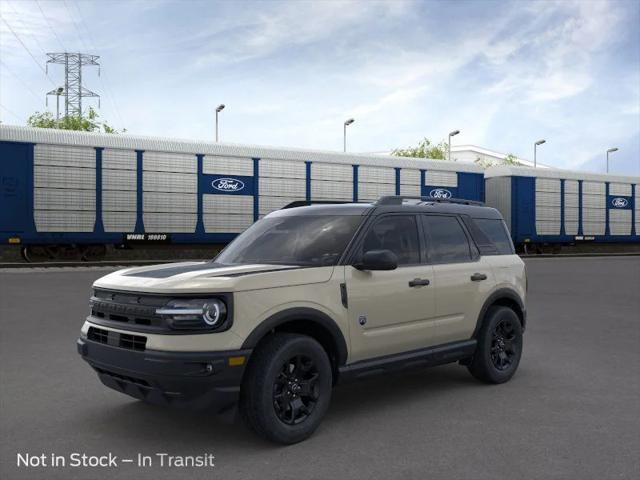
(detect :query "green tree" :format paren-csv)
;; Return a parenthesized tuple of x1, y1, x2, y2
(474, 152, 523, 169)
(27, 107, 124, 133)
(391, 138, 449, 160)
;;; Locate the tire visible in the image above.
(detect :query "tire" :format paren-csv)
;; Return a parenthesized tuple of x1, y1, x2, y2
(239, 333, 333, 444)
(468, 306, 523, 384)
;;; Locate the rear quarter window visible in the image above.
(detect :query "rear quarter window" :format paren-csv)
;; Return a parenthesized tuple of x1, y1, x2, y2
(474, 218, 515, 255)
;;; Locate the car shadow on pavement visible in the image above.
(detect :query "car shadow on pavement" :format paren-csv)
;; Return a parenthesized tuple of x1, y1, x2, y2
(77, 363, 482, 450)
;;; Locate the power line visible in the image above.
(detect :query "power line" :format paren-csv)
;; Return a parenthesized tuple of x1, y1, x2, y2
(62, 0, 90, 51)
(5, 0, 49, 59)
(70, 0, 125, 127)
(0, 59, 44, 103)
(0, 103, 22, 122)
(35, 0, 67, 52)
(0, 15, 56, 86)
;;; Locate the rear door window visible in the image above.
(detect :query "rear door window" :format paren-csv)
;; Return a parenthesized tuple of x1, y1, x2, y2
(422, 215, 472, 263)
(474, 218, 515, 255)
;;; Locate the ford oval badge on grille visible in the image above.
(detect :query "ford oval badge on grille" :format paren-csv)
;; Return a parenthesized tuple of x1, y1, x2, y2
(212, 178, 245, 192)
(611, 197, 629, 208)
(429, 188, 452, 199)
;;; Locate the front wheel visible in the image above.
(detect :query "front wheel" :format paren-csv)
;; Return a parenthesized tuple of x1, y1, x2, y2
(468, 306, 523, 384)
(240, 333, 332, 444)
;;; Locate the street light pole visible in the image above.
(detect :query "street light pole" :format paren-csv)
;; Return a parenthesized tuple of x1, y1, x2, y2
(606, 147, 618, 173)
(55, 87, 63, 120)
(534, 139, 546, 168)
(215, 104, 225, 142)
(448, 130, 460, 162)
(343, 118, 354, 152)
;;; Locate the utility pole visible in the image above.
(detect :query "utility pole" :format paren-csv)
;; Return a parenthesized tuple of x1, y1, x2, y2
(534, 139, 546, 168)
(46, 53, 100, 117)
(606, 148, 618, 173)
(448, 130, 460, 162)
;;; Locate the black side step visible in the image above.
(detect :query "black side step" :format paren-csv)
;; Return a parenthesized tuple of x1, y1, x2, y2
(338, 339, 477, 383)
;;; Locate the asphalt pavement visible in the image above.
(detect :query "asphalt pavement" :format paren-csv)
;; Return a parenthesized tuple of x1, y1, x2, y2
(1, 257, 639, 480)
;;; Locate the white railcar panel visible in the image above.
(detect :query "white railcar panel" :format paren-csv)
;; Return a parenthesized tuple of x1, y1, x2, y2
(34, 144, 95, 168)
(358, 166, 395, 184)
(144, 213, 197, 232)
(400, 169, 420, 186)
(535, 191, 561, 207)
(144, 192, 196, 213)
(400, 184, 421, 196)
(425, 170, 457, 187)
(259, 196, 300, 215)
(582, 181, 606, 195)
(103, 211, 136, 232)
(609, 210, 632, 235)
(582, 222, 605, 235)
(103, 191, 136, 211)
(358, 182, 396, 202)
(143, 171, 196, 193)
(582, 194, 605, 208)
(203, 156, 253, 176)
(609, 183, 632, 196)
(34, 165, 96, 190)
(103, 149, 136, 170)
(34, 210, 95, 232)
(564, 180, 579, 193)
(535, 220, 560, 235)
(260, 177, 306, 197)
(311, 163, 353, 182)
(564, 191, 579, 208)
(203, 195, 253, 214)
(34, 188, 95, 211)
(535, 207, 561, 221)
(204, 214, 253, 233)
(259, 159, 305, 179)
(143, 151, 196, 173)
(536, 178, 561, 193)
(582, 209, 606, 222)
(311, 180, 352, 200)
(103, 169, 136, 191)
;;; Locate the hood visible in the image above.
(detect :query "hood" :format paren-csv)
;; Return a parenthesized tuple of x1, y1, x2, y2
(93, 261, 335, 294)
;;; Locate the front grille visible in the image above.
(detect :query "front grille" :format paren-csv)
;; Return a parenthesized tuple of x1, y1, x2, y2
(87, 326, 147, 351)
(90, 289, 170, 331)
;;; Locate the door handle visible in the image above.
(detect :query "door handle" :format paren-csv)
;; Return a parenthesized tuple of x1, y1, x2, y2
(408, 278, 430, 287)
(470, 273, 487, 281)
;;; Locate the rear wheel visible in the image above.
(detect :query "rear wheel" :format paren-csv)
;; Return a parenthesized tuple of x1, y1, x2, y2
(468, 306, 523, 384)
(240, 333, 332, 444)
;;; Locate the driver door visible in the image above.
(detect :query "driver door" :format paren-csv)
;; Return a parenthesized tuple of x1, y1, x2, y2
(345, 214, 437, 362)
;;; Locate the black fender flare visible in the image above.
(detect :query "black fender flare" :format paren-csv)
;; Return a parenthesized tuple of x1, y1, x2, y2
(241, 307, 349, 367)
(472, 288, 526, 338)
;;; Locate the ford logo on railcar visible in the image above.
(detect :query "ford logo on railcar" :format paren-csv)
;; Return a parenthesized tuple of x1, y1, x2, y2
(212, 178, 245, 192)
(611, 197, 628, 208)
(429, 188, 452, 199)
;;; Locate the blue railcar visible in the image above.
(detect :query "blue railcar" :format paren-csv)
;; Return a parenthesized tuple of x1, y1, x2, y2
(0, 125, 485, 260)
(484, 166, 639, 251)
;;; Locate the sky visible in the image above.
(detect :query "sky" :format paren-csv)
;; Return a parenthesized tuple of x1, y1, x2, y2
(1, 0, 639, 175)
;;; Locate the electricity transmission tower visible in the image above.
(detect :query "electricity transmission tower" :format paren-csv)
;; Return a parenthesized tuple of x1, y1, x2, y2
(46, 53, 100, 118)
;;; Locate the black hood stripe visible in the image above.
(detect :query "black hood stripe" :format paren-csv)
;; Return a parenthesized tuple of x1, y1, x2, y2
(123, 263, 302, 279)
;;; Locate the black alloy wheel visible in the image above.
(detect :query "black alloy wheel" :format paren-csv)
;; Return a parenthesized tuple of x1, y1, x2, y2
(490, 318, 517, 371)
(273, 354, 320, 425)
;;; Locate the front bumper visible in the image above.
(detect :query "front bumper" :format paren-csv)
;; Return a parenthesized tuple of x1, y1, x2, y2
(77, 337, 251, 413)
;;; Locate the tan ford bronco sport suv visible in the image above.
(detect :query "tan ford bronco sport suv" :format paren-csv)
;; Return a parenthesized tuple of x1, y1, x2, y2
(77, 196, 526, 444)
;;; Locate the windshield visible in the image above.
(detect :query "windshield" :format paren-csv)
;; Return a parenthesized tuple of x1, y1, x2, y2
(215, 215, 363, 266)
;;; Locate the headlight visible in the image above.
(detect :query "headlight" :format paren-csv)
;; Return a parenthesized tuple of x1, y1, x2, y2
(156, 298, 228, 331)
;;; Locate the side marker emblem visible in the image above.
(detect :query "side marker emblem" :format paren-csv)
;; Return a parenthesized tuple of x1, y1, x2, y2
(358, 315, 367, 326)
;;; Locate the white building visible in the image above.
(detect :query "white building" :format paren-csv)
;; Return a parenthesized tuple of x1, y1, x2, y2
(450, 145, 551, 168)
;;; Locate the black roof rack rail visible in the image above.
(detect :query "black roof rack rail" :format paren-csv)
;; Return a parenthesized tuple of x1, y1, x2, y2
(375, 196, 485, 206)
(281, 200, 354, 209)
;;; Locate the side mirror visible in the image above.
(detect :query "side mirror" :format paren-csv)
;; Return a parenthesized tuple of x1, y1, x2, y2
(354, 249, 398, 271)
